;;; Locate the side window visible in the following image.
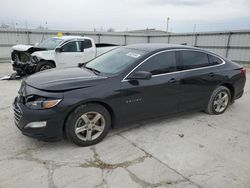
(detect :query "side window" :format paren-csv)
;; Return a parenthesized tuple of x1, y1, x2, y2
(135, 51, 177, 75)
(208, 55, 223, 65)
(181, 51, 210, 70)
(82, 39, 92, 49)
(61, 41, 81, 52)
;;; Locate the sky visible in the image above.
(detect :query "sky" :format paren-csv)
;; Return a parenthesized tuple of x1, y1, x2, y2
(0, 0, 250, 33)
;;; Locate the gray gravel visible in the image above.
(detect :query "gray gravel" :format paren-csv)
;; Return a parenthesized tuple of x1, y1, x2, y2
(0, 63, 249, 188)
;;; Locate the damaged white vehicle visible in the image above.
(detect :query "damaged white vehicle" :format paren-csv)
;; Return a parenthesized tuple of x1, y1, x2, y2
(11, 36, 118, 76)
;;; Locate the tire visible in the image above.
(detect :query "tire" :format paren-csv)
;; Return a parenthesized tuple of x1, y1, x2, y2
(36, 61, 55, 72)
(205, 86, 231, 115)
(65, 104, 111, 146)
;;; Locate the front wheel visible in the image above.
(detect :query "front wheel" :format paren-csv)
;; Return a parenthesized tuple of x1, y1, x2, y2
(65, 104, 111, 146)
(36, 61, 55, 72)
(206, 86, 231, 115)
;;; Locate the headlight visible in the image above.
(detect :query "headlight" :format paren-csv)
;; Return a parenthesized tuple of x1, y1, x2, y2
(31, 56, 39, 63)
(25, 95, 62, 110)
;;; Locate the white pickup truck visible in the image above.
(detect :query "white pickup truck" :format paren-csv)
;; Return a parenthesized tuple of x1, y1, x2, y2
(11, 36, 118, 76)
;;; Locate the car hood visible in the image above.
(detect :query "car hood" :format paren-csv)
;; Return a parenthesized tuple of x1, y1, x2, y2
(25, 67, 107, 92)
(12, 44, 34, 51)
(12, 44, 46, 52)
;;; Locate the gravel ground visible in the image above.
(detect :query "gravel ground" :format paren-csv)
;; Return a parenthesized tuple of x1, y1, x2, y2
(0, 62, 250, 188)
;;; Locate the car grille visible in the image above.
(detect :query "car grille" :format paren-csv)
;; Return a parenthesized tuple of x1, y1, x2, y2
(13, 102, 22, 125)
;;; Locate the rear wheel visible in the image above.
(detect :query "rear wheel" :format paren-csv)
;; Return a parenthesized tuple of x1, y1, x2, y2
(36, 61, 55, 72)
(65, 104, 111, 146)
(206, 86, 231, 115)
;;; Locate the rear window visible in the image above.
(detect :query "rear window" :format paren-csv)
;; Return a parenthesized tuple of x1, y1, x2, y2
(208, 55, 223, 65)
(180, 51, 210, 70)
(82, 39, 92, 49)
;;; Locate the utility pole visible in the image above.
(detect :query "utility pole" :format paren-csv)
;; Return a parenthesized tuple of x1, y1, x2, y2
(25, 21, 28, 30)
(193, 24, 196, 33)
(25, 21, 30, 44)
(166, 17, 170, 32)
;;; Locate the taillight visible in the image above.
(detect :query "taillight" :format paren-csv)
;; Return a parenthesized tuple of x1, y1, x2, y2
(241, 67, 247, 77)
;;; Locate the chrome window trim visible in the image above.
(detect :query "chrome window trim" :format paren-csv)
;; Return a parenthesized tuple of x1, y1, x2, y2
(57, 39, 78, 48)
(58, 39, 84, 49)
(121, 48, 226, 82)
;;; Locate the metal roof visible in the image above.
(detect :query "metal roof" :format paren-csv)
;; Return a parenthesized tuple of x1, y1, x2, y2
(119, 29, 170, 35)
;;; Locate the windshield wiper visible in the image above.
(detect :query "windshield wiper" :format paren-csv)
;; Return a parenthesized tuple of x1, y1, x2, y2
(84, 66, 101, 75)
(78, 62, 86, 67)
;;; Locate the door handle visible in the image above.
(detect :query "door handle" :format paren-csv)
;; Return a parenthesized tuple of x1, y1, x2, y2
(168, 78, 180, 83)
(208, 72, 215, 77)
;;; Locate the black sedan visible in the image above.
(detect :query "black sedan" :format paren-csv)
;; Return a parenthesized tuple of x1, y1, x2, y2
(13, 44, 246, 146)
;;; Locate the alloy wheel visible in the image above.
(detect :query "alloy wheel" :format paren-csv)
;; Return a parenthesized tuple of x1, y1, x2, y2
(74, 112, 105, 141)
(213, 91, 229, 113)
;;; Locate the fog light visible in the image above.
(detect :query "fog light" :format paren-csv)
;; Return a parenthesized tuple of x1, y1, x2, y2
(24, 121, 47, 128)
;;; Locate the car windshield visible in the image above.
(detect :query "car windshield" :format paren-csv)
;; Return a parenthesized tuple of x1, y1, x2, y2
(38, 38, 63, 50)
(85, 47, 147, 76)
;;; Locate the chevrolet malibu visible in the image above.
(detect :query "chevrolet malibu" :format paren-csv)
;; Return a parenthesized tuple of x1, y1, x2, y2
(13, 44, 246, 146)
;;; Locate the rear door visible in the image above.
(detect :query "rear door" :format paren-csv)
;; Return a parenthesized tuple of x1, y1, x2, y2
(80, 39, 96, 62)
(121, 51, 181, 122)
(178, 50, 223, 111)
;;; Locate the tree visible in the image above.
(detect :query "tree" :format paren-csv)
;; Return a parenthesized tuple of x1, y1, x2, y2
(107, 28, 115, 32)
(0, 24, 11, 29)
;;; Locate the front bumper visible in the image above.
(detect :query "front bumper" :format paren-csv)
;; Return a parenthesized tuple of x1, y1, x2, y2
(13, 96, 65, 141)
(12, 60, 36, 75)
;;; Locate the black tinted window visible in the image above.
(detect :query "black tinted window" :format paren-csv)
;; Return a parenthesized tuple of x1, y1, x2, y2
(136, 52, 177, 75)
(181, 51, 210, 70)
(82, 39, 92, 49)
(61, 41, 80, 52)
(208, 55, 222, 65)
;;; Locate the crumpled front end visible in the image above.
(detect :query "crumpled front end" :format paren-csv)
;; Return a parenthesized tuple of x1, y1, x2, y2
(13, 82, 65, 141)
(12, 51, 36, 76)
(11, 45, 46, 76)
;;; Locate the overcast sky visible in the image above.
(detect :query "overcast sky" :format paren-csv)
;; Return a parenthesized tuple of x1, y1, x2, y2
(1, 0, 250, 32)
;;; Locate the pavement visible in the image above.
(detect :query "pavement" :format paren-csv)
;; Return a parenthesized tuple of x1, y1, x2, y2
(0, 62, 250, 188)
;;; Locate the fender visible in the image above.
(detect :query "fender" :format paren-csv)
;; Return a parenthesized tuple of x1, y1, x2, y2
(32, 50, 56, 62)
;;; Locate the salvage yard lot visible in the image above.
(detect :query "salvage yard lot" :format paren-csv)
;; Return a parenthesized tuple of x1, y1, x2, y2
(0, 62, 250, 188)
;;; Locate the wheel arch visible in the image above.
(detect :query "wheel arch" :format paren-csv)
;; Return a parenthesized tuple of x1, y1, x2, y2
(39, 59, 56, 67)
(62, 101, 116, 135)
(221, 83, 235, 102)
(91, 101, 115, 127)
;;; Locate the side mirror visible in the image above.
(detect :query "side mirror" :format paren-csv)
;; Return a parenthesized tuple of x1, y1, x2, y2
(55, 47, 62, 53)
(128, 71, 152, 80)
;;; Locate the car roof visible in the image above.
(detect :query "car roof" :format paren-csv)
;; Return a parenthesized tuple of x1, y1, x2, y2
(125, 43, 200, 52)
(52, 35, 91, 41)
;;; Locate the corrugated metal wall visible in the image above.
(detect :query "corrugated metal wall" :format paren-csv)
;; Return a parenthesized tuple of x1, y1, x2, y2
(0, 29, 250, 63)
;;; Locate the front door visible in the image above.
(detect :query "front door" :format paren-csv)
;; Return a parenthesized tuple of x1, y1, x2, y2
(120, 51, 181, 123)
(56, 41, 84, 68)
